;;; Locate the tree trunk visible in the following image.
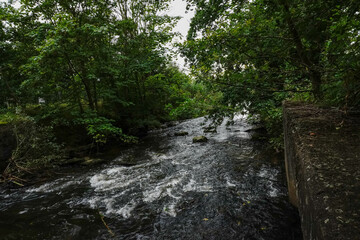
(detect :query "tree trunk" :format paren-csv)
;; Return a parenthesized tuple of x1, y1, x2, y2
(77, 96, 84, 114)
(93, 80, 99, 112)
(310, 70, 322, 100)
(280, 0, 323, 100)
(83, 79, 94, 110)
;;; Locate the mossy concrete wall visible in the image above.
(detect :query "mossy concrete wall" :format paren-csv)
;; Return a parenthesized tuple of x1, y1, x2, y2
(283, 102, 360, 240)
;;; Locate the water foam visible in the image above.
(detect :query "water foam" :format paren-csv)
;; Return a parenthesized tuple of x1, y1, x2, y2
(26, 178, 83, 193)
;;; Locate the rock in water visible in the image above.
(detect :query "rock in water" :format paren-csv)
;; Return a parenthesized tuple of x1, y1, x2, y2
(118, 156, 138, 166)
(166, 121, 178, 127)
(174, 131, 189, 136)
(80, 158, 106, 166)
(192, 136, 208, 143)
(203, 126, 217, 133)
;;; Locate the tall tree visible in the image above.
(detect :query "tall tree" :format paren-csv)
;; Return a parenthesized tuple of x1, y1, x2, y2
(182, 0, 360, 147)
(1, 0, 192, 141)
(2, 0, 178, 115)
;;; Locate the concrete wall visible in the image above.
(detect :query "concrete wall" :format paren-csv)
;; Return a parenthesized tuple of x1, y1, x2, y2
(283, 102, 360, 240)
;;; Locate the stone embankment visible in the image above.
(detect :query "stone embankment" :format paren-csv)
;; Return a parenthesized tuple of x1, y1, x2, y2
(283, 102, 360, 240)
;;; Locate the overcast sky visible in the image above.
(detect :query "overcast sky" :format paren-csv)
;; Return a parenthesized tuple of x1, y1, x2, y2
(166, 0, 195, 70)
(168, 0, 194, 38)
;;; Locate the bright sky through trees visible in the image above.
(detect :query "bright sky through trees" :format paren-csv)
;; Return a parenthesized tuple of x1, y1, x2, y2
(165, 0, 194, 70)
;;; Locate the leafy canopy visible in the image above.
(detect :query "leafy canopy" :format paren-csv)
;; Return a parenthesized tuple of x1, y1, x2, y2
(182, 0, 360, 148)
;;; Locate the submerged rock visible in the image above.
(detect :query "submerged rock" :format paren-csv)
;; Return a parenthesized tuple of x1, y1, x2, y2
(59, 156, 106, 166)
(166, 121, 178, 127)
(203, 126, 217, 133)
(174, 131, 189, 136)
(80, 158, 106, 166)
(192, 136, 208, 143)
(244, 125, 265, 133)
(118, 156, 138, 166)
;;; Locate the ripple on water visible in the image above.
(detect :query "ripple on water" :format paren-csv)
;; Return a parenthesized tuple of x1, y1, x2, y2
(0, 115, 302, 239)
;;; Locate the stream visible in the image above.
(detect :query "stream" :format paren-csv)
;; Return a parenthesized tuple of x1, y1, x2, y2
(0, 115, 302, 240)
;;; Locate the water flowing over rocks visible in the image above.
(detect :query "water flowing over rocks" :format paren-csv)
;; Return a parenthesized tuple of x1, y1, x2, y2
(0, 115, 301, 239)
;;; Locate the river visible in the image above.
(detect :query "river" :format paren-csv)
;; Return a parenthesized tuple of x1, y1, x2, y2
(0, 115, 302, 240)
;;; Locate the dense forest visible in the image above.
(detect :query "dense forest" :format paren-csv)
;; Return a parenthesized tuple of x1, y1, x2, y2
(1, 0, 360, 179)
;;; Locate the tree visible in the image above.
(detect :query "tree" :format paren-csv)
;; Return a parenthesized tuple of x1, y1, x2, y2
(0, 2, 39, 106)
(182, 0, 360, 148)
(1, 0, 210, 142)
(17, 0, 173, 112)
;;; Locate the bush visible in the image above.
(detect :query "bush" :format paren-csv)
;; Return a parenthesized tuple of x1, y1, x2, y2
(3, 114, 65, 179)
(73, 111, 137, 144)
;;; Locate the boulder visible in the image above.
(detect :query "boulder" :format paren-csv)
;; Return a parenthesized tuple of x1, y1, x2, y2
(192, 136, 208, 143)
(203, 126, 217, 133)
(174, 131, 188, 136)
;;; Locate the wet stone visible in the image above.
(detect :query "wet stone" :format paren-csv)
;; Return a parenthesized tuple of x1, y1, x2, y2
(203, 126, 217, 133)
(192, 136, 208, 143)
(174, 131, 189, 136)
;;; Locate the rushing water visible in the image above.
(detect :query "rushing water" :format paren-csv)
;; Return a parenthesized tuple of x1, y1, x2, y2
(0, 116, 302, 240)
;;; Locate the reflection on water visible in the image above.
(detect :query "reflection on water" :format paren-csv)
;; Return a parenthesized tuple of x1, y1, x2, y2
(0, 115, 302, 240)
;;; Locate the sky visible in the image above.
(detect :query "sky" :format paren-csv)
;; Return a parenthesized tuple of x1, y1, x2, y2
(166, 0, 195, 70)
(168, 0, 195, 38)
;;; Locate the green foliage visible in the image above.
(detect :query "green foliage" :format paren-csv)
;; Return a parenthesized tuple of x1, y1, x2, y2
(0, 0, 202, 139)
(168, 98, 202, 120)
(73, 111, 137, 144)
(5, 115, 65, 175)
(167, 87, 220, 120)
(0, 0, 224, 180)
(183, 0, 360, 149)
(0, 112, 17, 125)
